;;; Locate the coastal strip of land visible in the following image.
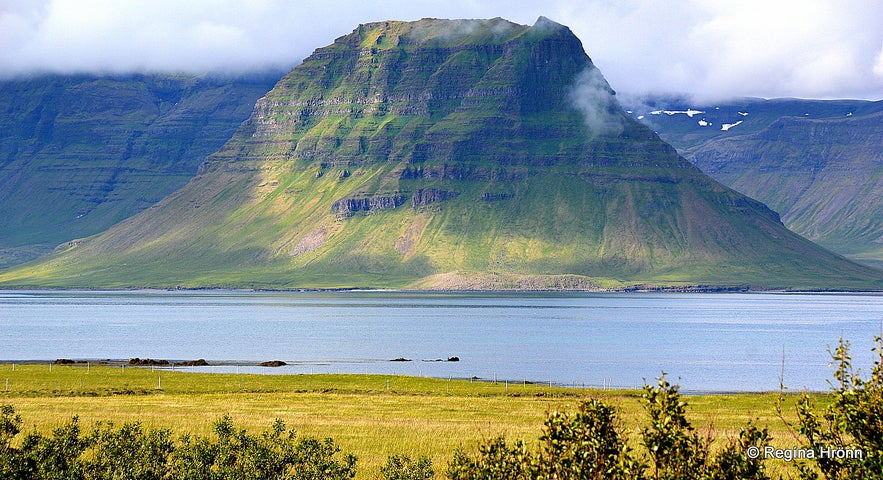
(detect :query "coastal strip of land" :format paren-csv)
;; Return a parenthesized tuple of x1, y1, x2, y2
(0, 363, 825, 479)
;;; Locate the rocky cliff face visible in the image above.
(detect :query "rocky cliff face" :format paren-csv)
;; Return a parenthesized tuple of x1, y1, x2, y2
(0, 73, 279, 267)
(2, 18, 879, 290)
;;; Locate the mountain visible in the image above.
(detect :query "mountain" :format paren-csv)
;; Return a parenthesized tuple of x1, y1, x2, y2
(622, 96, 882, 150)
(0, 73, 279, 268)
(1, 18, 880, 290)
(624, 96, 883, 268)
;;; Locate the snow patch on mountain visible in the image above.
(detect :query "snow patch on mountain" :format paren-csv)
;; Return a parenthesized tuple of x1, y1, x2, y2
(649, 109, 705, 118)
(721, 120, 743, 131)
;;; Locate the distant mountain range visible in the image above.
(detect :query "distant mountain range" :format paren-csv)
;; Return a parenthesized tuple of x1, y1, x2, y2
(1, 18, 879, 291)
(0, 73, 279, 268)
(624, 96, 883, 268)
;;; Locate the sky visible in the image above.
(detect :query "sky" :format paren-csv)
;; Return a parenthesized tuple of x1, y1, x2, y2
(2, 0, 882, 101)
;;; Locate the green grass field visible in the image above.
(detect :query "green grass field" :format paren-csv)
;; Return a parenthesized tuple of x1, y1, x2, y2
(0, 364, 827, 479)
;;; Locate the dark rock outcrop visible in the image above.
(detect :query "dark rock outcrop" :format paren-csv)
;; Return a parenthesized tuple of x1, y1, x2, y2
(411, 188, 459, 207)
(128, 358, 169, 366)
(481, 192, 513, 202)
(177, 359, 209, 366)
(331, 195, 408, 214)
(259, 360, 287, 367)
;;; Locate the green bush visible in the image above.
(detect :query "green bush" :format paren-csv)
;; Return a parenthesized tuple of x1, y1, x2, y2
(84, 422, 174, 479)
(448, 374, 772, 480)
(536, 398, 644, 479)
(0, 404, 21, 475)
(640, 374, 709, 479)
(381, 454, 434, 480)
(170, 415, 356, 480)
(447, 437, 532, 480)
(6, 416, 89, 480)
(0, 413, 356, 480)
(640, 375, 771, 480)
(707, 421, 770, 480)
(791, 336, 883, 479)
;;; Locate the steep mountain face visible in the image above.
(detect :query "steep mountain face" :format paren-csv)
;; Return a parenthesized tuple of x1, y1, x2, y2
(0, 73, 279, 268)
(624, 97, 883, 268)
(2, 18, 880, 290)
(687, 111, 883, 268)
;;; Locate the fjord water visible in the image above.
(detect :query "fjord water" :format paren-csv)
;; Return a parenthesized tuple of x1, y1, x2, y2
(2, 290, 881, 392)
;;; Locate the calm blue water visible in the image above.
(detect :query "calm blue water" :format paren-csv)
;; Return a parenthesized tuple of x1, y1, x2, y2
(1, 290, 881, 392)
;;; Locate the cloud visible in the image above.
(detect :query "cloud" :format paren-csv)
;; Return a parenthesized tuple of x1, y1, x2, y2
(0, 0, 541, 75)
(875, 43, 883, 78)
(0, 0, 309, 74)
(568, 67, 624, 138)
(548, 0, 883, 100)
(1, 0, 881, 100)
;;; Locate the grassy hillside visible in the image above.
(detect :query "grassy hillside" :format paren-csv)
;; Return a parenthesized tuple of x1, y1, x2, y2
(1, 19, 880, 290)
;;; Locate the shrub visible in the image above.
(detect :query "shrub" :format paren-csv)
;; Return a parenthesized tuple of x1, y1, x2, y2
(0, 412, 356, 480)
(0, 404, 24, 478)
(382, 454, 434, 480)
(535, 398, 644, 479)
(447, 397, 644, 479)
(84, 421, 174, 480)
(13, 416, 89, 479)
(707, 421, 770, 480)
(169, 415, 357, 480)
(447, 375, 771, 480)
(791, 336, 883, 479)
(640, 374, 709, 479)
(447, 437, 532, 480)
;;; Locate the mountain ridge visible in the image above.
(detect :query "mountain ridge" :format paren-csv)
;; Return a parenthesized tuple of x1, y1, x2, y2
(0, 72, 280, 268)
(624, 96, 883, 268)
(2, 18, 880, 291)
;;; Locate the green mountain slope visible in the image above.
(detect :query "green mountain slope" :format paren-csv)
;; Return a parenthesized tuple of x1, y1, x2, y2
(0, 73, 278, 268)
(623, 96, 883, 268)
(686, 111, 883, 268)
(2, 18, 880, 290)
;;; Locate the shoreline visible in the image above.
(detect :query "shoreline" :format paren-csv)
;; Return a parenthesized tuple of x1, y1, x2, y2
(1, 285, 882, 294)
(0, 360, 828, 395)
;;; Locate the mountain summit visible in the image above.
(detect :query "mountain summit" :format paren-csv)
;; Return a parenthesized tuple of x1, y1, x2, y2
(3, 17, 880, 290)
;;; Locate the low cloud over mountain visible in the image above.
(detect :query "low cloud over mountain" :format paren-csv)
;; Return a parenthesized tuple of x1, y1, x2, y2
(2, 0, 881, 100)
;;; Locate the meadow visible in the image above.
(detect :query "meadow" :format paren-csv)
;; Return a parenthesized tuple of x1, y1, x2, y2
(1, 363, 826, 479)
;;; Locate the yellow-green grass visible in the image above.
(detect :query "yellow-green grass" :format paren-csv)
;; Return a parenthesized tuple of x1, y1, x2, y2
(1, 364, 827, 479)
